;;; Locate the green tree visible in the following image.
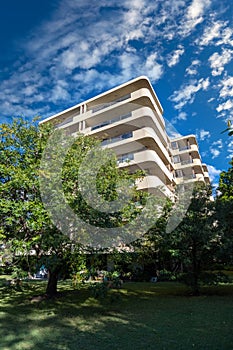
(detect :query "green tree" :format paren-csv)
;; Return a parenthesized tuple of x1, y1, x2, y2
(0, 118, 146, 296)
(0, 118, 73, 295)
(215, 158, 233, 265)
(166, 184, 218, 295)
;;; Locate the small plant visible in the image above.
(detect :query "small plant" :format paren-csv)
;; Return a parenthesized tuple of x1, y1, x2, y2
(72, 269, 89, 288)
(88, 270, 123, 299)
(89, 281, 109, 299)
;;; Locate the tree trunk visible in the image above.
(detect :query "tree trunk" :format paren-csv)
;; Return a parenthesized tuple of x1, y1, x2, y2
(46, 269, 58, 297)
(192, 242, 200, 296)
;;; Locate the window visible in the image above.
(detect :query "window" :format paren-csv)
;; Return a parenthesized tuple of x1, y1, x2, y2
(175, 169, 183, 178)
(173, 155, 180, 164)
(171, 141, 178, 150)
(101, 131, 133, 146)
(117, 153, 134, 164)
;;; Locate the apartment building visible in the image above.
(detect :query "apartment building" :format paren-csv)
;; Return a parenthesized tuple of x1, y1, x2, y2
(40, 76, 210, 198)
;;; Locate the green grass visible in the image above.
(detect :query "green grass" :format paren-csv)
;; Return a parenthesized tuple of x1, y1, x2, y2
(0, 278, 233, 350)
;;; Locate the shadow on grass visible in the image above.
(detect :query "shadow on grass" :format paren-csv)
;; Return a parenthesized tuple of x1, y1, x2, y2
(0, 281, 233, 350)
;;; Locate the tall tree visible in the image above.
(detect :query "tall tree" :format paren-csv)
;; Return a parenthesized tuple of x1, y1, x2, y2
(0, 118, 146, 296)
(215, 158, 233, 265)
(166, 184, 218, 295)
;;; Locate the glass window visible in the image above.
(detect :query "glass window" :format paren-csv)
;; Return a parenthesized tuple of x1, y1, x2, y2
(171, 141, 178, 149)
(175, 169, 183, 178)
(173, 155, 180, 163)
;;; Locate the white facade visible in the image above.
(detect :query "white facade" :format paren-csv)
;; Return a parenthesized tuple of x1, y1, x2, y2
(40, 76, 210, 198)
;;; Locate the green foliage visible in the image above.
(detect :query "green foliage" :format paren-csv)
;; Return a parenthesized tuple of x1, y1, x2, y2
(215, 158, 233, 265)
(218, 158, 233, 199)
(88, 271, 123, 299)
(0, 118, 146, 296)
(164, 184, 219, 294)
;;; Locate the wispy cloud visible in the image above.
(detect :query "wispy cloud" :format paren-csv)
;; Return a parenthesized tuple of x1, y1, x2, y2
(216, 100, 233, 113)
(206, 164, 222, 182)
(199, 129, 211, 141)
(0, 0, 172, 117)
(170, 78, 210, 109)
(171, 112, 187, 124)
(219, 76, 233, 97)
(196, 20, 233, 46)
(210, 148, 220, 158)
(178, 0, 211, 37)
(209, 139, 223, 159)
(226, 139, 233, 159)
(167, 46, 184, 67)
(208, 49, 233, 76)
(185, 59, 201, 76)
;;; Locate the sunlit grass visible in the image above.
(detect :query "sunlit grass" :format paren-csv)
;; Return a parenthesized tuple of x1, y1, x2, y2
(0, 279, 233, 350)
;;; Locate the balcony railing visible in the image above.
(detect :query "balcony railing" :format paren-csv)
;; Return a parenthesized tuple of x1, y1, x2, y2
(91, 113, 132, 131)
(92, 94, 131, 113)
(101, 131, 133, 146)
(179, 145, 191, 151)
(184, 174, 196, 179)
(55, 116, 74, 128)
(180, 159, 193, 165)
(117, 153, 134, 164)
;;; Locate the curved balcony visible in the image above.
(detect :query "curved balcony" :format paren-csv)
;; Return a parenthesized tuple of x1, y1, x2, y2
(175, 173, 205, 185)
(136, 175, 174, 198)
(86, 87, 165, 130)
(174, 158, 202, 170)
(88, 106, 168, 147)
(118, 149, 174, 184)
(171, 143, 199, 156)
(102, 127, 172, 168)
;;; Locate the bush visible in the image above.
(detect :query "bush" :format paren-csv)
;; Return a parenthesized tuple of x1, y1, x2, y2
(177, 271, 230, 289)
(158, 269, 179, 281)
(89, 282, 109, 299)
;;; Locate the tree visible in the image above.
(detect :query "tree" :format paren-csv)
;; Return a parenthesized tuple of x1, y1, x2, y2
(127, 200, 172, 280)
(0, 118, 146, 296)
(0, 118, 72, 295)
(215, 158, 233, 265)
(165, 184, 218, 295)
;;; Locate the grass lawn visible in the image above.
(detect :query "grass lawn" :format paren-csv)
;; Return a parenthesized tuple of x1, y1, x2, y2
(0, 277, 233, 350)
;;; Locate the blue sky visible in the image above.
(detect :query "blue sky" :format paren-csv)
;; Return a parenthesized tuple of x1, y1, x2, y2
(1, 0, 233, 187)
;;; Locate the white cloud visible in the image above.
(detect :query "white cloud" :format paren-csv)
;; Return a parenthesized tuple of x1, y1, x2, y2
(199, 129, 211, 141)
(227, 139, 233, 159)
(0, 0, 223, 120)
(227, 140, 233, 147)
(208, 49, 233, 76)
(0, 0, 173, 117)
(185, 59, 200, 75)
(216, 27, 233, 46)
(197, 20, 233, 46)
(219, 76, 233, 98)
(185, 67, 197, 75)
(216, 100, 233, 112)
(167, 46, 184, 67)
(178, 0, 211, 37)
(170, 77, 210, 109)
(210, 148, 220, 158)
(144, 53, 163, 81)
(209, 139, 223, 159)
(206, 164, 222, 182)
(171, 111, 187, 124)
(177, 112, 187, 120)
(186, 0, 210, 19)
(50, 80, 70, 102)
(212, 139, 223, 148)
